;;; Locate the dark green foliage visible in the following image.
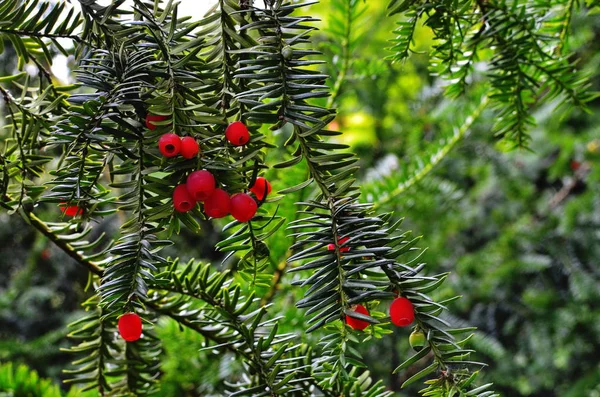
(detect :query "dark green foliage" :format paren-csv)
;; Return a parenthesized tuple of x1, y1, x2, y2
(149, 260, 314, 395)
(387, 0, 597, 148)
(0, 0, 597, 396)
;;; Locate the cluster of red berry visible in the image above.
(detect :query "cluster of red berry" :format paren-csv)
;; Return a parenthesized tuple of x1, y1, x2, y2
(172, 171, 271, 222)
(114, 118, 274, 342)
(153, 117, 272, 223)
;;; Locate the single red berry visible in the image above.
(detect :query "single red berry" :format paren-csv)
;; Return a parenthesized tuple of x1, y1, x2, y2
(186, 170, 216, 201)
(145, 114, 169, 130)
(249, 177, 272, 201)
(173, 184, 196, 213)
(158, 133, 181, 158)
(225, 121, 250, 146)
(390, 297, 415, 327)
(180, 136, 199, 159)
(60, 203, 83, 216)
(327, 236, 350, 253)
(41, 249, 51, 260)
(346, 304, 370, 331)
(118, 313, 143, 342)
(230, 193, 257, 222)
(570, 160, 581, 171)
(203, 188, 231, 218)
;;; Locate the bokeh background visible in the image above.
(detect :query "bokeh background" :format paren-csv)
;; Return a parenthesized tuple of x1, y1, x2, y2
(1, 1, 599, 396)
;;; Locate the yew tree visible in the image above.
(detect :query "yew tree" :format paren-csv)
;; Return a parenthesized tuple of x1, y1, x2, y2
(0, 0, 595, 396)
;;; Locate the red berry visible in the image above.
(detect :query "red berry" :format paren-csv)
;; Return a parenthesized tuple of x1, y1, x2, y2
(225, 121, 250, 146)
(346, 304, 370, 331)
(158, 133, 181, 158)
(60, 203, 83, 216)
(180, 136, 199, 159)
(118, 313, 143, 342)
(145, 114, 169, 130)
(571, 160, 581, 171)
(230, 193, 257, 222)
(41, 249, 51, 260)
(204, 188, 231, 218)
(173, 184, 196, 213)
(249, 177, 272, 201)
(186, 170, 216, 201)
(390, 297, 415, 327)
(327, 236, 350, 253)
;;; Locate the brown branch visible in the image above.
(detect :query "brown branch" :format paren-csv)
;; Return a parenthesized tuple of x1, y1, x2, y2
(548, 162, 591, 210)
(26, 212, 104, 276)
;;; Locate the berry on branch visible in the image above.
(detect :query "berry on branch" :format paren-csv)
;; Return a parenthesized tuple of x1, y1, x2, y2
(249, 177, 272, 201)
(173, 184, 196, 213)
(180, 136, 199, 159)
(225, 121, 250, 146)
(409, 330, 426, 352)
(345, 304, 370, 331)
(203, 188, 231, 218)
(327, 236, 350, 252)
(145, 114, 169, 130)
(118, 313, 143, 342)
(60, 203, 83, 217)
(186, 170, 216, 201)
(230, 193, 257, 222)
(158, 133, 181, 158)
(390, 297, 415, 327)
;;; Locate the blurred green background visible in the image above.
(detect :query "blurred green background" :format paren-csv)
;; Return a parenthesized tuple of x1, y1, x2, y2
(1, 1, 599, 396)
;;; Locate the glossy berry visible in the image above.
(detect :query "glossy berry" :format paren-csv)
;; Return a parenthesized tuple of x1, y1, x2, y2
(345, 304, 370, 331)
(180, 136, 199, 159)
(145, 114, 168, 130)
(186, 170, 216, 201)
(390, 297, 415, 327)
(327, 236, 350, 253)
(230, 193, 257, 222)
(204, 188, 231, 218)
(173, 184, 196, 213)
(409, 330, 426, 352)
(225, 121, 250, 146)
(158, 133, 181, 158)
(60, 203, 83, 217)
(118, 313, 142, 342)
(249, 177, 272, 201)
